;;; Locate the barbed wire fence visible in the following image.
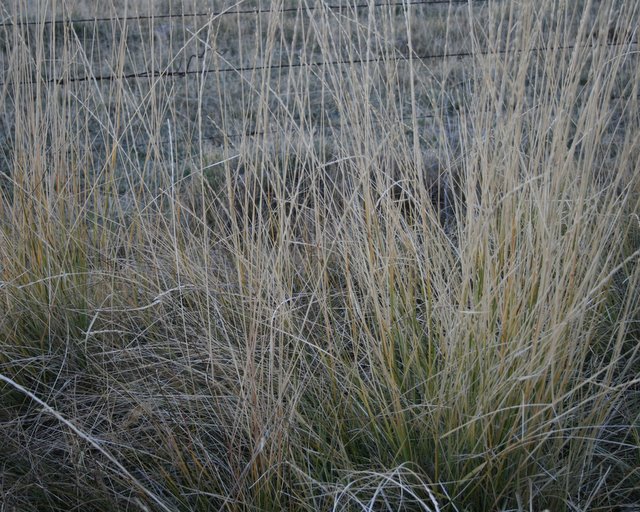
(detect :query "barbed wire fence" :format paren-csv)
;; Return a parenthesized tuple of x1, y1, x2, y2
(0, 0, 637, 156)
(0, 0, 485, 28)
(0, 0, 476, 156)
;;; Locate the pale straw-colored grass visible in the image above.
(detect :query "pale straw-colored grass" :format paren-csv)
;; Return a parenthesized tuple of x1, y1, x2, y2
(1, 0, 639, 510)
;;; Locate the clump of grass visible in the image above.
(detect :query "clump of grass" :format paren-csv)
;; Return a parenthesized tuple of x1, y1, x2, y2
(1, 0, 639, 510)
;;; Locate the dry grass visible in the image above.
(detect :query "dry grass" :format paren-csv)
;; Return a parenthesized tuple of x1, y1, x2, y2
(1, 0, 639, 510)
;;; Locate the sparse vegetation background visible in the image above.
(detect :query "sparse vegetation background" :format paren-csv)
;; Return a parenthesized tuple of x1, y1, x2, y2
(1, 0, 639, 510)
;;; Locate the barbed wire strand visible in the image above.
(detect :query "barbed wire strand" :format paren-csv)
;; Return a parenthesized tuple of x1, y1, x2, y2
(2, 39, 637, 88)
(0, 0, 486, 29)
(0, 1, 635, 152)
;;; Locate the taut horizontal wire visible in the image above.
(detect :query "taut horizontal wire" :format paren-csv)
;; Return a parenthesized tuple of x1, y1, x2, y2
(0, 0, 486, 29)
(3, 40, 636, 88)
